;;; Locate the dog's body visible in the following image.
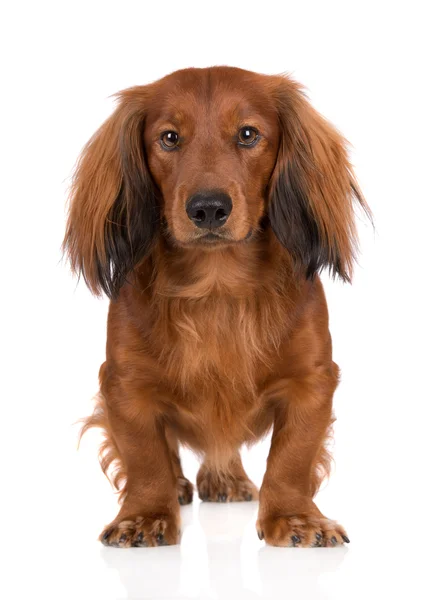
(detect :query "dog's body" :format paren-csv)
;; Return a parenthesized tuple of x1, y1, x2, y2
(65, 66, 367, 547)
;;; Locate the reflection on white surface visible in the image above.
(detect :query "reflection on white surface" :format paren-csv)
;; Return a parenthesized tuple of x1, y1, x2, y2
(4, 417, 426, 600)
(4, 477, 426, 600)
(98, 501, 348, 600)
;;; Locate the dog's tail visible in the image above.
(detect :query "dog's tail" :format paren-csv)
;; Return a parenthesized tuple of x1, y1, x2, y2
(78, 391, 127, 503)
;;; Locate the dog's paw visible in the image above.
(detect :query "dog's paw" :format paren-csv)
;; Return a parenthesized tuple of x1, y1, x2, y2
(177, 476, 193, 505)
(256, 514, 349, 547)
(100, 513, 180, 548)
(198, 473, 259, 502)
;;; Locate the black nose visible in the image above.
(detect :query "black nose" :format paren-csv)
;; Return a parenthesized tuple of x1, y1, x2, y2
(186, 191, 232, 229)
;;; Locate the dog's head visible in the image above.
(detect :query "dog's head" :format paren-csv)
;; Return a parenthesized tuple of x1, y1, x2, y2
(64, 66, 367, 298)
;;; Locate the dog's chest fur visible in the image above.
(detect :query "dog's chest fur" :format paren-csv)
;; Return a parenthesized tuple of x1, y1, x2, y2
(142, 243, 299, 455)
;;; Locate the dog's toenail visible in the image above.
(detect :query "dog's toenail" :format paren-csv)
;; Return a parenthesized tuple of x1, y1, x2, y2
(178, 496, 184, 505)
(257, 530, 264, 540)
(119, 534, 127, 543)
(102, 529, 112, 541)
(132, 532, 146, 547)
(244, 493, 252, 501)
(291, 535, 301, 545)
(316, 532, 322, 541)
(156, 533, 164, 544)
(341, 534, 350, 543)
(330, 536, 337, 546)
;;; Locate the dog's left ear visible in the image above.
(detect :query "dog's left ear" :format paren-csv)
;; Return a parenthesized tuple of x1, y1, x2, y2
(268, 76, 370, 282)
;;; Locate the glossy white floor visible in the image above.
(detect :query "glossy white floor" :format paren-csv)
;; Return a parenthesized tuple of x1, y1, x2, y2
(3, 423, 426, 600)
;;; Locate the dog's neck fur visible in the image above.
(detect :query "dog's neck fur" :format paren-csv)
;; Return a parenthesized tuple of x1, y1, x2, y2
(150, 230, 297, 298)
(127, 231, 304, 393)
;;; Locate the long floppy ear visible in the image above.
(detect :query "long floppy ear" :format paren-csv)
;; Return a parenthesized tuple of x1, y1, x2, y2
(63, 87, 158, 298)
(268, 76, 370, 282)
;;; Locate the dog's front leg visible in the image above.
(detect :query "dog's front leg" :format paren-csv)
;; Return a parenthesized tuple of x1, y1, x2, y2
(100, 386, 180, 548)
(257, 365, 349, 547)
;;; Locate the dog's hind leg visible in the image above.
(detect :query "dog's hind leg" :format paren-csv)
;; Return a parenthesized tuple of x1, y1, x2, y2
(197, 451, 258, 502)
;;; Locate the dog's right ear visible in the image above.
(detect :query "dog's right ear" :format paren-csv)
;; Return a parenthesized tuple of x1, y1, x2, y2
(63, 87, 159, 299)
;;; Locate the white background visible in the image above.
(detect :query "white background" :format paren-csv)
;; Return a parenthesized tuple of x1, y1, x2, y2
(1, 1, 427, 599)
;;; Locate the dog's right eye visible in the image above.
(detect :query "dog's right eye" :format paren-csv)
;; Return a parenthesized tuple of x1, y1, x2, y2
(160, 131, 180, 150)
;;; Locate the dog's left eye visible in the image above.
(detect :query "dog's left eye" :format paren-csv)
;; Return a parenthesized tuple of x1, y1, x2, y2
(237, 127, 259, 146)
(160, 131, 180, 149)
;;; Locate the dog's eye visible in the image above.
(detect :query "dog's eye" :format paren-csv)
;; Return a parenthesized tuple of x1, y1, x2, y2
(237, 127, 259, 146)
(161, 131, 180, 149)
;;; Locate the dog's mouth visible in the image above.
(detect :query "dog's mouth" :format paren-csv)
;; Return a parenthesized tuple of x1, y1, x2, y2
(200, 232, 227, 243)
(166, 219, 254, 248)
(193, 229, 253, 246)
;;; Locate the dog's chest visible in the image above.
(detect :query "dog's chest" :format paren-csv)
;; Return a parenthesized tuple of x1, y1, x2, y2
(155, 296, 282, 402)
(162, 298, 270, 448)
(148, 274, 293, 452)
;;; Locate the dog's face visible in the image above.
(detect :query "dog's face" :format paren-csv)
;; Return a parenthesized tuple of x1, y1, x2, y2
(64, 66, 367, 298)
(143, 69, 280, 247)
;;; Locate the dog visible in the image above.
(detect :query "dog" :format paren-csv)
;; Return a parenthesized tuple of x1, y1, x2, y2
(64, 66, 369, 548)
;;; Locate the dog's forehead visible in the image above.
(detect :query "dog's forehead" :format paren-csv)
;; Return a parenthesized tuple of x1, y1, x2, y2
(148, 67, 277, 126)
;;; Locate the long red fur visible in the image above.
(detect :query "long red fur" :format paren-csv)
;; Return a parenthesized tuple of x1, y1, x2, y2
(65, 67, 368, 547)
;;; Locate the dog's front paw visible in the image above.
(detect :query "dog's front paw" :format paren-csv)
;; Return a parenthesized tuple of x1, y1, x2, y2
(256, 514, 349, 547)
(100, 513, 180, 548)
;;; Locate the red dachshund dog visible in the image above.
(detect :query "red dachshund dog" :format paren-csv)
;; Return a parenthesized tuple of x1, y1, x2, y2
(64, 66, 368, 547)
